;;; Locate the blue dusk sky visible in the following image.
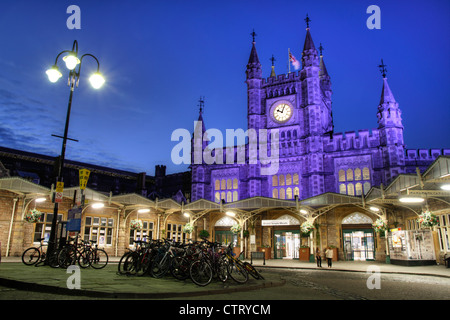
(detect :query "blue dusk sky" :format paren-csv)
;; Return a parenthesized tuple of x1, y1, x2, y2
(0, 0, 449, 175)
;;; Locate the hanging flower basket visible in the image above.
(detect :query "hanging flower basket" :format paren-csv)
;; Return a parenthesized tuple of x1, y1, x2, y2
(230, 223, 241, 234)
(301, 221, 314, 236)
(417, 211, 438, 228)
(130, 219, 143, 231)
(372, 218, 387, 233)
(24, 209, 43, 223)
(182, 223, 194, 234)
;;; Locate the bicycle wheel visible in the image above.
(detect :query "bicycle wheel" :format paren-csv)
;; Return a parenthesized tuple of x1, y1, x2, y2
(89, 249, 108, 269)
(217, 257, 229, 282)
(227, 258, 248, 284)
(190, 259, 213, 286)
(170, 256, 190, 280)
(150, 253, 171, 278)
(48, 249, 60, 268)
(118, 251, 133, 275)
(123, 251, 139, 275)
(58, 246, 76, 269)
(22, 247, 40, 266)
(243, 262, 264, 280)
(78, 249, 91, 268)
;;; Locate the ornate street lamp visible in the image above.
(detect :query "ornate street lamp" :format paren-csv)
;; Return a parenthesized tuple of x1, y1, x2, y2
(45, 40, 105, 261)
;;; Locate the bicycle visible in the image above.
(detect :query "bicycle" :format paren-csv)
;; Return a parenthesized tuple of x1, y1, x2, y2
(189, 239, 227, 286)
(22, 238, 48, 266)
(223, 244, 248, 284)
(150, 239, 182, 278)
(86, 240, 108, 269)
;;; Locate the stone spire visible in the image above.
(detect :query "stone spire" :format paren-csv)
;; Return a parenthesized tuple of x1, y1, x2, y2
(270, 55, 276, 77)
(301, 14, 319, 68)
(246, 29, 262, 79)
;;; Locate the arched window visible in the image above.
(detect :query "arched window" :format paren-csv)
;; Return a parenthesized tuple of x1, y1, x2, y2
(286, 187, 293, 199)
(221, 179, 226, 190)
(279, 188, 286, 199)
(364, 182, 371, 194)
(215, 192, 220, 203)
(354, 168, 362, 181)
(363, 167, 370, 180)
(233, 191, 238, 202)
(346, 169, 354, 181)
(215, 180, 220, 190)
(286, 174, 292, 185)
(339, 184, 346, 194)
(233, 178, 238, 189)
(227, 179, 232, 189)
(293, 173, 299, 185)
(272, 175, 278, 187)
(293, 187, 300, 197)
(272, 189, 278, 199)
(279, 174, 285, 186)
(221, 192, 226, 200)
(339, 170, 346, 182)
(347, 183, 355, 196)
(227, 191, 232, 203)
(355, 183, 362, 196)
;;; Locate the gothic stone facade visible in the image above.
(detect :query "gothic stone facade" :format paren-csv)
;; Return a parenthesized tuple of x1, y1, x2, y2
(191, 26, 450, 203)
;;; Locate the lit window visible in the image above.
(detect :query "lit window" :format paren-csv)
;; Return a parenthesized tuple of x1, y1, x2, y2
(84, 216, 114, 246)
(227, 191, 232, 203)
(347, 169, 354, 181)
(279, 188, 286, 199)
(233, 178, 238, 189)
(279, 174, 285, 186)
(215, 192, 220, 203)
(293, 173, 299, 185)
(347, 183, 355, 196)
(286, 187, 293, 199)
(363, 182, 371, 194)
(286, 174, 292, 185)
(130, 220, 154, 245)
(339, 170, 345, 182)
(221, 179, 226, 190)
(215, 180, 220, 190)
(233, 191, 238, 201)
(272, 189, 278, 199)
(339, 184, 346, 194)
(355, 183, 362, 196)
(272, 175, 278, 187)
(227, 179, 232, 189)
(294, 187, 299, 197)
(363, 167, 370, 180)
(354, 168, 361, 181)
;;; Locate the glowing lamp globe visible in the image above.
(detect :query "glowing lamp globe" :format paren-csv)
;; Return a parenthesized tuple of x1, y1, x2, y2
(89, 72, 105, 89)
(46, 66, 63, 83)
(62, 54, 80, 70)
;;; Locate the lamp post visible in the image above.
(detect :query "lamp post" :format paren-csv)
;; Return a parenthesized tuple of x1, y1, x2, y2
(45, 40, 105, 261)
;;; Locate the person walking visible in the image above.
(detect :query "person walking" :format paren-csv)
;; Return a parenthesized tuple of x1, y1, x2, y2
(325, 246, 333, 268)
(315, 248, 322, 267)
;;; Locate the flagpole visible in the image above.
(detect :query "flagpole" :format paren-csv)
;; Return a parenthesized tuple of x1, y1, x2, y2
(288, 48, 291, 74)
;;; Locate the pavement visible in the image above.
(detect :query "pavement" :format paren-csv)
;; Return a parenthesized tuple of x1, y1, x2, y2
(0, 256, 449, 299)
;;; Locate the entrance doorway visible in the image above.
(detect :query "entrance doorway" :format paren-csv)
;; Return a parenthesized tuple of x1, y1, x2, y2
(215, 230, 237, 247)
(343, 230, 375, 261)
(274, 230, 300, 259)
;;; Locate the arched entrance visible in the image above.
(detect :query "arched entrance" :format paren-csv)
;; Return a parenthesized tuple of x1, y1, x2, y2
(214, 216, 238, 247)
(342, 212, 375, 261)
(272, 214, 301, 259)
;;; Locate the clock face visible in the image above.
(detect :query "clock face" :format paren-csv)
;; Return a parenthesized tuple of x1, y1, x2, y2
(273, 103, 292, 122)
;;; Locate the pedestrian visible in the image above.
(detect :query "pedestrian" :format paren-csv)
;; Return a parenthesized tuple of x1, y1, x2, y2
(315, 248, 322, 267)
(325, 246, 333, 268)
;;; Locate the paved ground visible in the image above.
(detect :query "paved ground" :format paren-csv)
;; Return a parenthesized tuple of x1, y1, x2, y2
(1, 256, 449, 300)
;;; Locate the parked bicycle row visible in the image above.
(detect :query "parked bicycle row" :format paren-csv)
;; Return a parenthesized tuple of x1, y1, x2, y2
(21, 236, 108, 269)
(117, 238, 264, 287)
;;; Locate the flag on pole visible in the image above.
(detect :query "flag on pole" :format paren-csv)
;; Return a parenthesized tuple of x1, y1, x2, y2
(289, 49, 300, 70)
